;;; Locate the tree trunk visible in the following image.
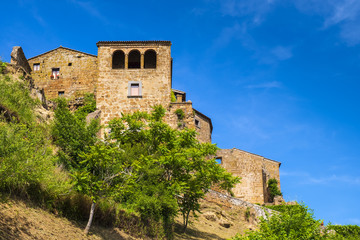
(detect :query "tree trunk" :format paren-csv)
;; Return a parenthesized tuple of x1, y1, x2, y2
(182, 210, 190, 232)
(84, 201, 96, 235)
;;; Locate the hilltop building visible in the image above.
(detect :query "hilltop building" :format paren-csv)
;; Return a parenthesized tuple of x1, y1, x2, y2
(24, 41, 281, 204)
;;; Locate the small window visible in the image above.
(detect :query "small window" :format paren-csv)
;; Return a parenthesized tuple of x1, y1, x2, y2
(58, 91, 65, 97)
(128, 50, 141, 69)
(215, 158, 222, 164)
(128, 81, 142, 97)
(144, 50, 156, 68)
(68, 63, 72, 66)
(33, 63, 40, 71)
(51, 68, 60, 79)
(112, 50, 125, 69)
(195, 119, 200, 128)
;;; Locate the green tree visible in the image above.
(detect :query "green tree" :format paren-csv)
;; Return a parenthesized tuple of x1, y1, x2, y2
(108, 105, 239, 232)
(232, 203, 324, 240)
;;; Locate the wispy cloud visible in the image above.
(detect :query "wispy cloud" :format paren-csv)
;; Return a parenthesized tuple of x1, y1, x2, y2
(246, 81, 282, 89)
(70, 0, 109, 24)
(294, 0, 360, 46)
(282, 170, 360, 185)
(219, 0, 276, 25)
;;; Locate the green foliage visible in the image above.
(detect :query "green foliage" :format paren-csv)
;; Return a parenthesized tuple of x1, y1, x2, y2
(245, 207, 251, 221)
(108, 105, 239, 232)
(174, 108, 185, 120)
(264, 204, 298, 213)
(268, 178, 282, 202)
(171, 91, 176, 102)
(51, 97, 100, 169)
(75, 93, 96, 120)
(0, 60, 6, 74)
(0, 74, 38, 123)
(327, 224, 360, 239)
(232, 203, 324, 240)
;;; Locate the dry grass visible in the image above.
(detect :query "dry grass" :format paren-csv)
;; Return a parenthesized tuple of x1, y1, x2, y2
(0, 197, 258, 240)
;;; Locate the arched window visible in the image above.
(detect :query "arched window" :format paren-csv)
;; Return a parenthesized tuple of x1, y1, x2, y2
(144, 50, 157, 69)
(112, 50, 125, 69)
(128, 50, 141, 69)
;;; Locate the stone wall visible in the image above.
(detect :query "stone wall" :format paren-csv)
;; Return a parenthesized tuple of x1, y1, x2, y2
(28, 47, 98, 99)
(194, 109, 212, 143)
(216, 148, 281, 204)
(96, 41, 172, 126)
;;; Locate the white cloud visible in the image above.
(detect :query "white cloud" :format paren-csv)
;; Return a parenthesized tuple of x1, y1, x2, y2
(282, 171, 360, 185)
(271, 46, 293, 61)
(246, 81, 282, 89)
(70, 0, 109, 24)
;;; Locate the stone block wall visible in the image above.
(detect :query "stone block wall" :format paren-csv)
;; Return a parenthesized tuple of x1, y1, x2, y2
(11, 46, 32, 74)
(28, 47, 98, 99)
(216, 148, 281, 204)
(96, 41, 172, 126)
(194, 109, 212, 143)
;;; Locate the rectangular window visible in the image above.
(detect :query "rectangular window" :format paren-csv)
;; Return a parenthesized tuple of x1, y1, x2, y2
(128, 81, 142, 97)
(52, 68, 60, 79)
(131, 83, 139, 96)
(58, 91, 65, 97)
(215, 158, 222, 164)
(33, 63, 40, 71)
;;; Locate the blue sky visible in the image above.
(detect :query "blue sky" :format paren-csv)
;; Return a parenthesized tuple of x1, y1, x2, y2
(1, 0, 360, 226)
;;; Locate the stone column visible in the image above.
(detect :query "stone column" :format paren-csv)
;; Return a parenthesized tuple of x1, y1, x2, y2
(141, 53, 144, 69)
(125, 53, 128, 69)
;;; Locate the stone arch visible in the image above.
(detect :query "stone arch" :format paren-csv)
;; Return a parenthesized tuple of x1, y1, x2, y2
(144, 49, 157, 69)
(112, 50, 125, 69)
(128, 49, 141, 69)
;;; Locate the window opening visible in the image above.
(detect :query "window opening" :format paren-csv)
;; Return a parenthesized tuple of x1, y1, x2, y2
(51, 68, 60, 79)
(68, 63, 72, 66)
(215, 158, 222, 164)
(195, 119, 200, 128)
(112, 50, 125, 69)
(144, 50, 156, 68)
(128, 81, 142, 97)
(128, 50, 140, 69)
(33, 63, 40, 71)
(58, 91, 65, 97)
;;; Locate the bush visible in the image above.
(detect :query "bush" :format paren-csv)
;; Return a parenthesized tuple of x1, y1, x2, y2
(174, 108, 185, 120)
(232, 203, 324, 240)
(268, 178, 282, 202)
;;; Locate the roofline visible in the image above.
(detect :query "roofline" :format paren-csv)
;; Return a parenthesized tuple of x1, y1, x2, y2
(27, 46, 97, 60)
(97, 41, 172, 47)
(172, 89, 186, 94)
(193, 108, 213, 133)
(219, 148, 281, 166)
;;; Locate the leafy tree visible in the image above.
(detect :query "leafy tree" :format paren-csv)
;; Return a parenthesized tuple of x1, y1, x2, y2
(73, 142, 135, 234)
(108, 105, 240, 232)
(51, 98, 100, 170)
(232, 203, 325, 240)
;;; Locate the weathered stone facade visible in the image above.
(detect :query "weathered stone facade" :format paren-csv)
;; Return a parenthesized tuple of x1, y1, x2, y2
(216, 148, 281, 204)
(23, 41, 281, 204)
(96, 41, 172, 125)
(28, 47, 98, 99)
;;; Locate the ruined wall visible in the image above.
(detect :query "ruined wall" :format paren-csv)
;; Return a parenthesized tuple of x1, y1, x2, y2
(11, 46, 31, 74)
(96, 41, 172, 126)
(166, 102, 195, 130)
(28, 47, 98, 99)
(216, 148, 281, 204)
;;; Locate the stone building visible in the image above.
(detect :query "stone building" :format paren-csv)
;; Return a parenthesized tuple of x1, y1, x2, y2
(216, 148, 281, 204)
(24, 40, 280, 204)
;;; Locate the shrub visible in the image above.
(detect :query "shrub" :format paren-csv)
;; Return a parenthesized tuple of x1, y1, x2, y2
(174, 108, 185, 120)
(171, 91, 176, 102)
(268, 178, 282, 202)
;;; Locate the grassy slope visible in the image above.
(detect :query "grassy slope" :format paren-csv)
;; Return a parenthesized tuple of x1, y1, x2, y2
(0, 196, 257, 240)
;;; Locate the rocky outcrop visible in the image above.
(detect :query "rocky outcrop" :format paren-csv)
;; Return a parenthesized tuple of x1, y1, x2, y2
(11, 46, 31, 74)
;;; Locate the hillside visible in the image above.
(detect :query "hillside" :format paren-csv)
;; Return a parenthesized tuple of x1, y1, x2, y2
(0, 195, 258, 240)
